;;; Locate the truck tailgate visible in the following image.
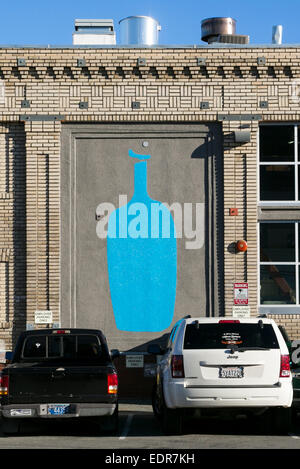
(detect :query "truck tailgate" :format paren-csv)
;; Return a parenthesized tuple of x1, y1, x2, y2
(6, 364, 113, 404)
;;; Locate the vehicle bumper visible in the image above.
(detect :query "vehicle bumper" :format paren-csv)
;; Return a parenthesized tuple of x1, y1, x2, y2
(164, 380, 293, 409)
(0, 403, 117, 419)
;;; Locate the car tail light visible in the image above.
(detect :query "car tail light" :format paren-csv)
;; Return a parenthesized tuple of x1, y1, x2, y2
(219, 320, 240, 324)
(280, 355, 291, 378)
(107, 372, 118, 394)
(0, 374, 9, 396)
(171, 355, 185, 378)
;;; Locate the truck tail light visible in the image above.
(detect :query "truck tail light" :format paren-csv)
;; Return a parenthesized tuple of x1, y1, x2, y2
(107, 372, 118, 394)
(280, 355, 291, 378)
(0, 374, 9, 395)
(171, 355, 185, 378)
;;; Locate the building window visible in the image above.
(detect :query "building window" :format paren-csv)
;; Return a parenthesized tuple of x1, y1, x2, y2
(259, 222, 298, 305)
(259, 125, 300, 312)
(259, 125, 297, 202)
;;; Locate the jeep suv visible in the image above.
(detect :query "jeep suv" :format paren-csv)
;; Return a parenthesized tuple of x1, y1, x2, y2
(148, 317, 293, 435)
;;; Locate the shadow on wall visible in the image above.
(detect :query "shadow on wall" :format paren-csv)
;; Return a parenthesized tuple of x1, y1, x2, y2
(191, 131, 224, 318)
(10, 124, 27, 348)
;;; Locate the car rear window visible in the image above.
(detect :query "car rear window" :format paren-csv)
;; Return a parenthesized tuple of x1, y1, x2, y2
(183, 323, 279, 350)
(22, 334, 110, 364)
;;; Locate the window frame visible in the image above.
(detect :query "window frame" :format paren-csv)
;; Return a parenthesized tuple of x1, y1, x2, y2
(258, 123, 300, 206)
(258, 123, 300, 314)
(258, 220, 300, 309)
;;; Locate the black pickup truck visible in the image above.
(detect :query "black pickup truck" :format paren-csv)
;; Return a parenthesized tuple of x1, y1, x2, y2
(0, 328, 119, 435)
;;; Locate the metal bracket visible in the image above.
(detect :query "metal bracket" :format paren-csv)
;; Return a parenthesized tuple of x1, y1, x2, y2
(260, 101, 269, 109)
(132, 101, 141, 110)
(137, 58, 147, 66)
(218, 113, 262, 121)
(257, 57, 266, 66)
(79, 101, 88, 109)
(21, 100, 30, 109)
(17, 58, 26, 67)
(77, 59, 86, 67)
(20, 114, 65, 121)
(197, 57, 206, 66)
(200, 101, 209, 109)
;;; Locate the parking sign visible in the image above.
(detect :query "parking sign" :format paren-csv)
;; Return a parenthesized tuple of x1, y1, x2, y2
(234, 283, 248, 305)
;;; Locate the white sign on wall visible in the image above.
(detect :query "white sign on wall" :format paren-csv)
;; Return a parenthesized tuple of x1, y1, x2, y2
(126, 355, 144, 368)
(35, 310, 53, 324)
(232, 306, 251, 318)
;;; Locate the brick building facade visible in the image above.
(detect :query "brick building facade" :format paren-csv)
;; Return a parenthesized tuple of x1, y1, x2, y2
(0, 44, 299, 360)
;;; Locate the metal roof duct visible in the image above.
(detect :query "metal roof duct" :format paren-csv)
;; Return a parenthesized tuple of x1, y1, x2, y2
(201, 17, 249, 45)
(119, 16, 161, 45)
(201, 17, 236, 42)
(272, 25, 283, 45)
(73, 19, 116, 45)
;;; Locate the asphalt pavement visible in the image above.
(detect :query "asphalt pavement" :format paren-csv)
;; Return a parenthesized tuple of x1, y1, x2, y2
(0, 400, 300, 451)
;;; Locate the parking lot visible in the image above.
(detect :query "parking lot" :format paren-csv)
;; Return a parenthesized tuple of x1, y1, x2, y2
(1, 401, 300, 450)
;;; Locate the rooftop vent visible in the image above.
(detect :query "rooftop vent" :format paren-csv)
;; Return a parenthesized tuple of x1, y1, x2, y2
(73, 19, 116, 45)
(272, 25, 283, 45)
(119, 16, 161, 46)
(201, 17, 249, 45)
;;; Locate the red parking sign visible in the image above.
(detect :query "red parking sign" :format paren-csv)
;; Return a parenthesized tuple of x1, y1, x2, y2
(234, 283, 248, 305)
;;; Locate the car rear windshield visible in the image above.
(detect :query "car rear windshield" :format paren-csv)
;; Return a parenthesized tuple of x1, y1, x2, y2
(21, 334, 110, 364)
(183, 323, 279, 350)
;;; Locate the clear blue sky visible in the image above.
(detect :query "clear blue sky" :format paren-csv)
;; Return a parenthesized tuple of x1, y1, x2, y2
(1, 0, 300, 46)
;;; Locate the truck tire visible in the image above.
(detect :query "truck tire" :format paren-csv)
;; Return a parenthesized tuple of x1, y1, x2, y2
(0, 417, 20, 436)
(100, 405, 119, 435)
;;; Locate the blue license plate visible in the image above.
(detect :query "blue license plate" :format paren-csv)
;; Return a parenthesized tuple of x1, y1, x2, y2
(48, 404, 71, 415)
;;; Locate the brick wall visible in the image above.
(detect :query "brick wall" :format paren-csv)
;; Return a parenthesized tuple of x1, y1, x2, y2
(0, 46, 299, 351)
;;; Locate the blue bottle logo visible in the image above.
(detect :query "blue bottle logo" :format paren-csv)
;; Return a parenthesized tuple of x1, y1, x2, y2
(107, 149, 177, 332)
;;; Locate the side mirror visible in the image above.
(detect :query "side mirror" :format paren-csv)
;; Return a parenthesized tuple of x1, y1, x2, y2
(147, 344, 163, 355)
(5, 351, 12, 363)
(111, 349, 120, 360)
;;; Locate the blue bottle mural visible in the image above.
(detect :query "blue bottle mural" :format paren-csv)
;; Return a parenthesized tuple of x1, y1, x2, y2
(107, 149, 177, 332)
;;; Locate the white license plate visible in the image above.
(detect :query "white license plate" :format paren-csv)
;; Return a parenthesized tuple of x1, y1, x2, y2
(47, 404, 71, 415)
(10, 409, 32, 416)
(219, 366, 244, 378)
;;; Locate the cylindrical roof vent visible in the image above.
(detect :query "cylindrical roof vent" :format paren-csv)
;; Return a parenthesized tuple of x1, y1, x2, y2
(201, 17, 236, 43)
(272, 25, 283, 45)
(119, 16, 161, 45)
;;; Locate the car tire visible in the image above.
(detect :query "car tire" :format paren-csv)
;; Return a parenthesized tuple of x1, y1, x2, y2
(270, 407, 292, 435)
(292, 407, 299, 426)
(161, 395, 183, 435)
(152, 384, 163, 421)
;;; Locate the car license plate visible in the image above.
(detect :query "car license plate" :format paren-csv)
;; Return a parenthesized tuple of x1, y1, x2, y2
(10, 409, 32, 416)
(219, 366, 244, 378)
(47, 404, 71, 415)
